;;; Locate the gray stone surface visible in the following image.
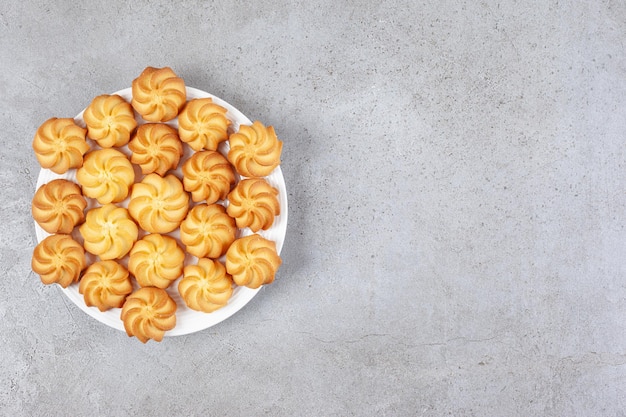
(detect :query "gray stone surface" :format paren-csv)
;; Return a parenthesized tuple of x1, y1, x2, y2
(1, 0, 625, 415)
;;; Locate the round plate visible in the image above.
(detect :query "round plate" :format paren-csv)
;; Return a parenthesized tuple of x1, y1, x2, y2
(33, 87, 288, 336)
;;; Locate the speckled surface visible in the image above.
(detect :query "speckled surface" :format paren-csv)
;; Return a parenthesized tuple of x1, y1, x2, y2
(1, 1, 625, 415)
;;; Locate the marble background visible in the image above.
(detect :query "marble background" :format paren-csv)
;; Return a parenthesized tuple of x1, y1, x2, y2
(1, 0, 624, 415)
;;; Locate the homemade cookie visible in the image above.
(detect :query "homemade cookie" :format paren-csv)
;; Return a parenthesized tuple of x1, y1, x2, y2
(227, 120, 282, 177)
(179, 204, 236, 259)
(177, 98, 230, 151)
(225, 234, 282, 289)
(179, 258, 233, 313)
(128, 234, 185, 289)
(131, 66, 186, 122)
(76, 148, 135, 204)
(32, 234, 86, 288)
(181, 150, 234, 203)
(32, 179, 87, 234)
(127, 173, 189, 234)
(226, 178, 280, 232)
(128, 123, 183, 176)
(121, 287, 177, 343)
(79, 260, 133, 311)
(83, 94, 137, 148)
(79, 204, 138, 260)
(32, 117, 89, 174)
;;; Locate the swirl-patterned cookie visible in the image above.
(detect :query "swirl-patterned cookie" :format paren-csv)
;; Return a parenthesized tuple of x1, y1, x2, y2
(179, 258, 233, 313)
(121, 287, 177, 343)
(181, 151, 234, 203)
(32, 234, 86, 288)
(76, 149, 135, 204)
(177, 98, 230, 151)
(32, 179, 87, 234)
(79, 260, 133, 311)
(128, 234, 185, 289)
(79, 204, 138, 260)
(131, 66, 186, 122)
(128, 123, 183, 176)
(83, 94, 137, 148)
(227, 120, 282, 178)
(32, 117, 89, 174)
(225, 234, 282, 289)
(226, 178, 280, 232)
(128, 174, 189, 234)
(180, 204, 236, 259)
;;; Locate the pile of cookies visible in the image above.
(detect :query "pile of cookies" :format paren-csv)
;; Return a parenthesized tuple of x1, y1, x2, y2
(31, 67, 283, 343)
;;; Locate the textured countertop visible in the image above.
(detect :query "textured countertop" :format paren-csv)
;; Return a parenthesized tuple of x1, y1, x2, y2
(1, 1, 625, 416)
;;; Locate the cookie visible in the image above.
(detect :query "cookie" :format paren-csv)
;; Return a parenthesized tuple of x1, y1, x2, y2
(179, 258, 233, 313)
(127, 173, 189, 234)
(121, 287, 177, 343)
(32, 117, 89, 174)
(131, 66, 186, 122)
(79, 204, 138, 260)
(179, 204, 236, 259)
(225, 234, 281, 289)
(128, 234, 185, 289)
(32, 179, 86, 234)
(79, 260, 133, 311)
(128, 123, 183, 176)
(83, 94, 137, 148)
(226, 178, 280, 232)
(227, 120, 282, 177)
(32, 234, 86, 288)
(76, 148, 135, 204)
(182, 150, 234, 204)
(177, 98, 230, 151)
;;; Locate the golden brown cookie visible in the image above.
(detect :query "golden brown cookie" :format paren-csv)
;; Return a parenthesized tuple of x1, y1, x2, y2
(181, 151, 235, 203)
(177, 98, 230, 151)
(127, 173, 189, 234)
(120, 287, 177, 343)
(179, 258, 233, 313)
(179, 204, 236, 259)
(83, 94, 137, 148)
(32, 234, 86, 288)
(131, 66, 186, 122)
(32, 117, 89, 174)
(76, 148, 135, 204)
(32, 179, 87, 234)
(79, 204, 138, 260)
(227, 121, 282, 177)
(79, 260, 133, 311)
(226, 178, 280, 232)
(128, 234, 185, 289)
(128, 123, 183, 176)
(225, 234, 282, 289)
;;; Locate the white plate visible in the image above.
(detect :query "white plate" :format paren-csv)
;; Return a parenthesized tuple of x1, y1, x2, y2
(33, 87, 288, 336)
